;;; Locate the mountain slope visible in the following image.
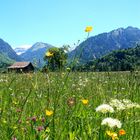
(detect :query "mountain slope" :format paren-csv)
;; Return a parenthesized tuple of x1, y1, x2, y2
(0, 38, 22, 68)
(69, 26, 140, 63)
(20, 42, 53, 66)
(0, 53, 15, 69)
(0, 38, 21, 61)
(82, 45, 140, 71)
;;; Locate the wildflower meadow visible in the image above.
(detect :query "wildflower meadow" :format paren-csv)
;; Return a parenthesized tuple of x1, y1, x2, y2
(0, 71, 140, 140)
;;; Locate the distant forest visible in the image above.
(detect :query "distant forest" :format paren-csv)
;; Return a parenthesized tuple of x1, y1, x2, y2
(74, 45, 140, 71)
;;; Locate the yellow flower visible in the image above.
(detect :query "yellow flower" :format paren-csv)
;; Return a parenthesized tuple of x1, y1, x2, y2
(81, 99, 89, 105)
(45, 127, 50, 133)
(85, 26, 93, 32)
(119, 129, 126, 136)
(46, 110, 53, 116)
(13, 100, 18, 105)
(106, 131, 118, 140)
(46, 51, 53, 57)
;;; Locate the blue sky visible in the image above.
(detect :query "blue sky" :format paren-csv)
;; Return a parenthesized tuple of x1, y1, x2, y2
(0, 0, 139, 49)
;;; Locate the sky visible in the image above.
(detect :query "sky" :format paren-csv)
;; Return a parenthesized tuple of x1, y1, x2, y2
(0, 0, 140, 49)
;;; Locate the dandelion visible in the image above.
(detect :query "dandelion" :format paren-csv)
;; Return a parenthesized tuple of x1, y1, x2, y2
(101, 118, 122, 128)
(81, 99, 89, 105)
(46, 110, 53, 116)
(95, 104, 114, 113)
(119, 129, 126, 136)
(46, 51, 53, 57)
(106, 131, 118, 140)
(85, 26, 93, 32)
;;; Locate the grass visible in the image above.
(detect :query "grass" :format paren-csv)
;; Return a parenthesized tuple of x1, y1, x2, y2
(0, 71, 140, 140)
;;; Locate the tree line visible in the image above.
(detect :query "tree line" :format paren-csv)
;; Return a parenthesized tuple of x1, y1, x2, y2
(44, 44, 140, 72)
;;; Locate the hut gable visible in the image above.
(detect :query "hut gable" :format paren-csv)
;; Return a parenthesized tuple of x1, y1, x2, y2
(8, 62, 34, 72)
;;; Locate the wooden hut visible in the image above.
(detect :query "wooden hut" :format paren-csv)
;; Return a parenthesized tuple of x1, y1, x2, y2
(8, 62, 34, 72)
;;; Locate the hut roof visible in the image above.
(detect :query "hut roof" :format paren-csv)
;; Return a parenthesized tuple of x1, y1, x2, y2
(8, 62, 32, 69)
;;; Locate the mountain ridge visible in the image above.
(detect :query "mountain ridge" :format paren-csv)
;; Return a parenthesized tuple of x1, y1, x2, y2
(69, 26, 140, 63)
(1, 26, 140, 69)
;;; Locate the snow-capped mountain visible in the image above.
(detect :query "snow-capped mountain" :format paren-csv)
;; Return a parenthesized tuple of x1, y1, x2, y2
(14, 45, 31, 55)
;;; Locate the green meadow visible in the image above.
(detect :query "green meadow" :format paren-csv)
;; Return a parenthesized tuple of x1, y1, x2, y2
(0, 71, 140, 140)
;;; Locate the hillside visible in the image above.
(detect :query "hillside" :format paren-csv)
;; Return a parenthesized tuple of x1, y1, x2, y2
(81, 45, 140, 71)
(69, 26, 140, 63)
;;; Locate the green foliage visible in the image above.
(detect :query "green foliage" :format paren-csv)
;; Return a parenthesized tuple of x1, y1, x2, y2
(44, 45, 69, 71)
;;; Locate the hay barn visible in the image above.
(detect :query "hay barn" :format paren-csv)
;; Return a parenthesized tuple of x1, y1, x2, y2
(8, 62, 34, 72)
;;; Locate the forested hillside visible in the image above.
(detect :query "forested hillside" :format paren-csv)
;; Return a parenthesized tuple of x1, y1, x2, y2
(77, 45, 140, 71)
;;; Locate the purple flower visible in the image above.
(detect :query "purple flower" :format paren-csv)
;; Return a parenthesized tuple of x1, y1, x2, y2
(37, 126, 44, 132)
(31, 116, 36, 122)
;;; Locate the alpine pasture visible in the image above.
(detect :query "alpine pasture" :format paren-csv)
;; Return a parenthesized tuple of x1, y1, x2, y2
(0, 71, 140, 140)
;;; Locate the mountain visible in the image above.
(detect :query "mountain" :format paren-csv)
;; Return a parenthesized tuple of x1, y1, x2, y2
(69, 26, 140, 63)
(83, 44, 140, 71)
(14, 45, 31, 55)
(0, 53, 15, 70)
(0, 38, 21, 69)
(20, 42, 53, 66)
(0, 38, 21, 61)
